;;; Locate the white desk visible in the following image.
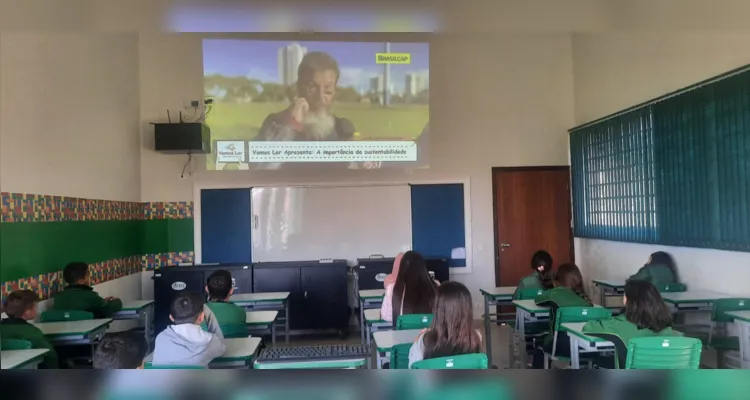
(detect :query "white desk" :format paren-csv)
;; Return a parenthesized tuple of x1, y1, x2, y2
(561, 322, 616, 369)
(145, 337, 262, 369)
(372, 328, 422, 369)
(479, 286, 516, 367)
(1, 349, 50, 369)
(113, 300, 155, 345)
(511, 300, 550, 336)
(662, 290, 734, 334)
(726, 310, 750, 369)
(230, 292, 290, 344)
(245, 311, 279, 346)
(364, 309, 390, 347)
(35, 318, 112, 345)
(591, 279, 626, 307)
(358, 289, 385, 344)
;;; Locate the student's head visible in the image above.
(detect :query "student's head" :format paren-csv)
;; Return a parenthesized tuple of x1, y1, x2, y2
(392, 251, 437, 324)
(63, 261, 90, 286)
(623, 280, 672, 332)
(3, 290, 39, 320)
(648, 251, 679, 279)
(555, 263, 591, 304)
(169, 292, 206, 325)
(531, 250, 554, 288)
(206, 270, 234, 301)
(423, 282, 481, 360)
(93, 332, 148, 369)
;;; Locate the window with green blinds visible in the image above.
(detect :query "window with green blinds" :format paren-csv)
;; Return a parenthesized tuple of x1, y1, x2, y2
(570, 67, 750, 252)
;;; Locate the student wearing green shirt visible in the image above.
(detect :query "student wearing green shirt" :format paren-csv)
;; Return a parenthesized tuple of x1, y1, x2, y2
(627, 251, 679, 285)
(52, 262, 123, 318)
(531, 263, 592, 368)
(205, 270, 246, 326)
(583, 279, 679, 368)
(512, 250, 554, 300)
(0, 290, 59, 368)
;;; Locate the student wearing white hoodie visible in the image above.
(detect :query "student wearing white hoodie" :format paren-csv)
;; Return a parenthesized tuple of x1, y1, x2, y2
(153, 292, 226, 366)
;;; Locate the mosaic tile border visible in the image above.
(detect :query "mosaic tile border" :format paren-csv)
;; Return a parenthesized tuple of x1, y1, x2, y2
(0, 192, 193, 222)
(141, 251, 195, 271)
(1, 255, 143, 303)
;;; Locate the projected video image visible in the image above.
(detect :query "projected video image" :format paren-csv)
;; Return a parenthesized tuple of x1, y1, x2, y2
(203, 39, 429, 170)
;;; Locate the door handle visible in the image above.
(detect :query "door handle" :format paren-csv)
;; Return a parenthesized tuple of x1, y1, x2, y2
(500, 243, 511, 248)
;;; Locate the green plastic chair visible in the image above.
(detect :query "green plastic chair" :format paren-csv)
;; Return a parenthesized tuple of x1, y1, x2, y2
(144, 362, 207, 369)
(625, 336, 702, 369)
(545, 306, 613, 368)
(390, 343, 413, 369)
(654, 283, 687, 293)
(40, 310, 94, 322)
(220, 324, 250, 339)
(516, 288, 546, 300)
(708, 298, 750, 366)
(411, 353, 488, 369)
(396, 314, 433, 330)
(1, 339, 33, 350)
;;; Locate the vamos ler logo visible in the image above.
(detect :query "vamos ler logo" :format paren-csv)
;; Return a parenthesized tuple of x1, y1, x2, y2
(216, 141, 246, 163)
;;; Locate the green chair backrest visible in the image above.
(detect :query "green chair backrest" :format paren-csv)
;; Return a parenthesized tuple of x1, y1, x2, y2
(711, 298, 750, 323)
(396, 314, 433, 330)
(625, 336, 702, 369)
(220, 324, 249, 338)
(1, 339, 33, 350)
(518, 288, 546, 300)
(553, 306, 613, 332)
(40, 310, 94, 322)
(144, 362, 206, 370)
(655, 283, 687, 293)
(411, 353, 488, 369)
(390, 343, 413, 369)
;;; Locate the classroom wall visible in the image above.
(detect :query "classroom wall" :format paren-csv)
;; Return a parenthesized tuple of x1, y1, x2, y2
(137, 32, 576, 315)
(571, 33, 750, 296)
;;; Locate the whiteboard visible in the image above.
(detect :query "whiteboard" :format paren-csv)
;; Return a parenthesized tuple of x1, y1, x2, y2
(251, 185, 412, 264)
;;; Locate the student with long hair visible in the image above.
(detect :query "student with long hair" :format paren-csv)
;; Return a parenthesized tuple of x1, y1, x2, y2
(380, 251, 439, 326)
(513, 250, 555, 299)
(583, 280, 678, 368)
(531, 263, 592, 368)
(628, 251, 679, 285)
(408, 282, 482, 367)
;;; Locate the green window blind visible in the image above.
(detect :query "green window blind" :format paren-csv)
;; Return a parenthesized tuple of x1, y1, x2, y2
(571, 66, 750, 252)
(570, 108, 657, 242)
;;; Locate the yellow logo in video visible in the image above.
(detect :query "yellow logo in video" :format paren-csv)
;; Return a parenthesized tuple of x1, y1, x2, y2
(376, 53, 411, 64)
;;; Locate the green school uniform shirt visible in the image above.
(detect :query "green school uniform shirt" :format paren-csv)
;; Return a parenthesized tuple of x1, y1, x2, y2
(627, 263, 677, 285)
(206, 301, 246, 326)
(513, 272, 545, 299)
(52, 285, 123, 318)
(0, 317, 59, 368)
(582, 314, 680, 347)
(534, 286, 591, 346)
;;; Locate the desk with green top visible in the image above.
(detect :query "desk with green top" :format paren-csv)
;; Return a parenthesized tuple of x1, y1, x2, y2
(512, 300, 551, 336)
(358, 289, 385, 344)
(372, 328, 422, 369)
(35, 318, 112, 346)
(230, 292, 290, 344)
(144, 337, 262, 369)
(480, 286, 516, 368)
(561, 322, 616, 369)
(1, 349, 50, 369)
(363, 309, 390, 347)
(726, 310, 750, 369)
(245, 311, 279, 346)
(661, 290, 734, 333)
(113, 300, 155, 345)
(591, 279, 625, 307)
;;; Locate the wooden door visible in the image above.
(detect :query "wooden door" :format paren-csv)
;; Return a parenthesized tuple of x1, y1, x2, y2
(492, 167, 574, 287)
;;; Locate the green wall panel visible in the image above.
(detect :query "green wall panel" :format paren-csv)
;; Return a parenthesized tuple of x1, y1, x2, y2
(1, 219, 195, 282)
(1, 220, 141, 282)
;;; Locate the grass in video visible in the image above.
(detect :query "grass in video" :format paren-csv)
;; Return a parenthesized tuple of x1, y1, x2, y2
(202, 39, 430, 168)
